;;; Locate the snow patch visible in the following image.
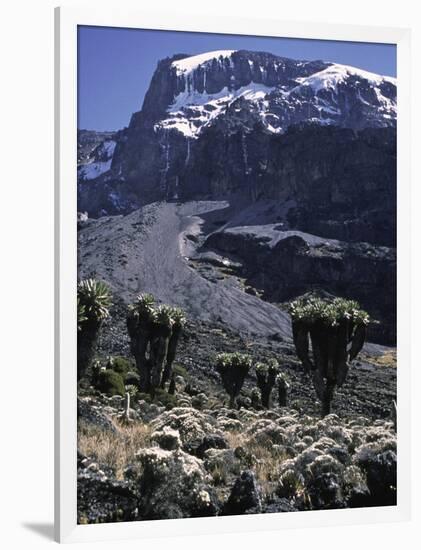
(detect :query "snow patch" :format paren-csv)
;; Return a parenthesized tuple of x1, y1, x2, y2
(100, 140, 117, 158)
(159, 82, 275, 138)
(294, 63, 396, 95)
(78, 159, 113, 181)
(172, 50, 237, 75)
(78, 139, 116, 181)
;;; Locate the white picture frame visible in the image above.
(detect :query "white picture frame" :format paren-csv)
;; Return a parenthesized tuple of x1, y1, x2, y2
(55, 6, 411, 543)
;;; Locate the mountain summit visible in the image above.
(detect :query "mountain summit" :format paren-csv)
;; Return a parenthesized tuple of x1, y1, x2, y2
(78, 49, 396, 232)
(141, 50, 396, 138)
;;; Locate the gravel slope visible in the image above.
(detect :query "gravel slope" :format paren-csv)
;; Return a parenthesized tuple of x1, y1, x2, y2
(78, 200, 291, 337)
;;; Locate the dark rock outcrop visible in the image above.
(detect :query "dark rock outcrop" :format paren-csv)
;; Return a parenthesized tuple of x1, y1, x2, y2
(77, 459, 138, 524)
(223, 470, 262, 515)
(77, 398, 118, 434)
(185, 433, 229, 458)
(77, 129, 116, 164)
(307, 472, 345, 509)
(355, 449, 397, 507)
(205, 228, 396, 344)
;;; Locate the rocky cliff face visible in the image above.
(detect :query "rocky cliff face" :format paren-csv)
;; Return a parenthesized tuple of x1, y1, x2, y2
(204, 228, 396, 344)
(77, 129, 116, 165)
(78, 49, 396, 226)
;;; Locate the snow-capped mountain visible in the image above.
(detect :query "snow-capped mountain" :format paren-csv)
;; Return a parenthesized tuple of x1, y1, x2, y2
(78, 49, 397, 244)
(150, 50, 396, 138)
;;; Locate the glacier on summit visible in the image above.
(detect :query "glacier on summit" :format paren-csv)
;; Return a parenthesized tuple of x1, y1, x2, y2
(171, 50, 237, 75)
(160, 82, 277, 138)
(150, 50, 397, 139)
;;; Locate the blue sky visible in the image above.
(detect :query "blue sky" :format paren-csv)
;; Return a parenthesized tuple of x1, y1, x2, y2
(78, 25, 396, 132)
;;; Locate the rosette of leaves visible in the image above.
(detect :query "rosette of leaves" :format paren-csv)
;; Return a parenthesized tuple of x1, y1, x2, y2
(255, 359, 279, 408)
(216, 352, 252, 408)
(288, 297, 371, 416)
(127, 293, 156, 336)
(77, 279, 111, 381)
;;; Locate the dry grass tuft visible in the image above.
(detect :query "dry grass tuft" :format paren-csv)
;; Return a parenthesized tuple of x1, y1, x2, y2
(362, 350, 396, 368)
(224, 430, 244, 449)
(247, 441, 288, 497)
(224, 429, 288, 497)
(78, 420, 152, 479)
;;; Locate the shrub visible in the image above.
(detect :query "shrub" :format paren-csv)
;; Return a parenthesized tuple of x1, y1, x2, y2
(173, 364, 188, 379)
(250, 388, 260, 409)
(154, 388, 178, 409)
(96, 369, 125, 396)
(216, 352, 252, 408)
(138, 388, 178, 409)
(107, 356, 134, 377)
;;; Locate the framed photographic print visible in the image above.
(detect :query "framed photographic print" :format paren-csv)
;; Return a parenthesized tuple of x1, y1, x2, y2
(55, 6, 411, 543)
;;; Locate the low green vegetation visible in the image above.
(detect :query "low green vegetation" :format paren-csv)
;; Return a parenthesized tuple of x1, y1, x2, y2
(106, 356, 134, 377)
(96, 369, 125, 396)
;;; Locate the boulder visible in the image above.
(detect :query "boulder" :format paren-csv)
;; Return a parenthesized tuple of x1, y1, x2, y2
(354, 445, 397, 506)
(306, 472, 344, 510)
(77, 398, 118, 434)
(185, 433, 229, 458)
(223, 471, 262, 515)
(77, 469, 138, 524)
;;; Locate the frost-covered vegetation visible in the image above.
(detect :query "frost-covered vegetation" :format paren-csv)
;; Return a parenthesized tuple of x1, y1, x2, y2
(77, 286, 397, 523)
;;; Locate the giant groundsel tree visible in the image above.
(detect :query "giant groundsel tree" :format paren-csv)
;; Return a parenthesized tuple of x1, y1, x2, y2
(216, 352, 252, 408)
(289, 297, 371, 416)
(127, 294, 186, 395)
(77, 279, 112, 381)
